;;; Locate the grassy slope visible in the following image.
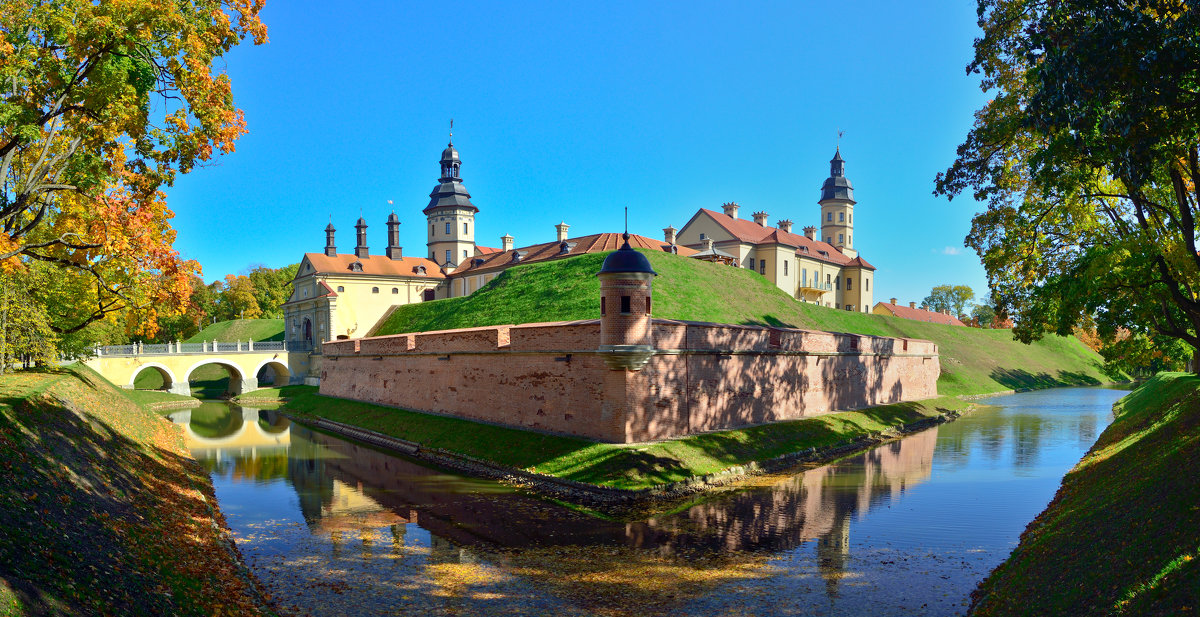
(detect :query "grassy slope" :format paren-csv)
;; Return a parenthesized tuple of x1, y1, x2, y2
(970, 373, 1199, 616)
(185, 318, 284, 343)
(0, 365, 267, 616)
(376, 250, 1109, 397)
(274, 385, 968, 490)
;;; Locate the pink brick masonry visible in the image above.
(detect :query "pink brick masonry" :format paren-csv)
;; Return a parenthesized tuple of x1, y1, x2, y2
(319, 319, 940, 444)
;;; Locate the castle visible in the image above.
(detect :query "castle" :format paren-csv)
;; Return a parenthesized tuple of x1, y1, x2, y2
(283, 138, 875, 347)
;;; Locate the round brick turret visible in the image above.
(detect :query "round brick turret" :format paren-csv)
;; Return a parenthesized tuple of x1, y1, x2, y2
(597, 233, 656, 370)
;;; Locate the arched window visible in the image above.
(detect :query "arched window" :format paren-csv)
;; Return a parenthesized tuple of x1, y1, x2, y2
(392, 288, 399, 294)
(372, 287, 379, 293)
(336, 286, 344, 292)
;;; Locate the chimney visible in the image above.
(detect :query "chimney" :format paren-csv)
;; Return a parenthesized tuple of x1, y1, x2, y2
(722, 201, 740, 219)
(803, 226, 817, 240)
(354, 217, 369, 258)
(385, 212, 403, 260)
(752, 211, 769, 226)
(777, 219, 793, 233)
(556, 221, 570, 243)
(703, 237, 714, 252)
(324, 222, 337, 257)
(910, 302, 917, 309)
(501, 233, 514, 252)
(663, 225, 677, 245)
(890, 297, 898, 305)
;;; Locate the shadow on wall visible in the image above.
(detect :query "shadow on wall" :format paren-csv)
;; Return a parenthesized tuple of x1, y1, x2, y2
(0, 368, 253, 615)
(989, 368, 1103, 391)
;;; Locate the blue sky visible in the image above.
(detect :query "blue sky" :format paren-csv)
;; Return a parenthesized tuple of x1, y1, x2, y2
(165, 0, 991, 307)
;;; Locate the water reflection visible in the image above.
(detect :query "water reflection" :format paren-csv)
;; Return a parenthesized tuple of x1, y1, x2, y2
(172, 388, 1124, 617)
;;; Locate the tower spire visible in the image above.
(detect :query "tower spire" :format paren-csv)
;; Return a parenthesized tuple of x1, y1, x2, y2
(449, 118, 454, 144)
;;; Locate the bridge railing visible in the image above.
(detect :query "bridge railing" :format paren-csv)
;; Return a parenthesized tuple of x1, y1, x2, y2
(93, 340, 314, 357)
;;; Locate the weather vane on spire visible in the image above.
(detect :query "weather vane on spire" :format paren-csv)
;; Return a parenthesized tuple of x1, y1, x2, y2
(623, 207, 630, 243)
(449, 118, 454, 143)
(837, 129, 845, 150)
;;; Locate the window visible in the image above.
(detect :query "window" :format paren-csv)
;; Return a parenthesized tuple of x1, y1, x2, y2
(847, 278, 853, 290)
(464, 222, 469, 234)
(802, 268, 807, 286)
(444, 249, 451, 264)
(392, 288, 399, 294)
(839, 212, 845, 222)
(849, 214, 853, 224)
(647, 296, 652, 313)
(336, 286, 344, 292)
(784, 260, 788, 275)
(759, 260, 766, 274)
(836, 303, 840, 309)
(846, 305, 853, 311)
(601, 297, 606, 315)
(848, 235, 852, 245)
(835, 276, 840, 290)
(839, 233, 844, 244)
(826, 274, 831, 288)
(620, 295, 631, 314)
(827, 212, 832, 222)
(463, 249, 468, 258)
(445, 222, 451, 234)
(865, 278, 870, 291)
(827, 237, 832, 244)
(431, 225, 435, 235)
(699, 233, 706, 240)
(371, 287, 379, 293)
(748, 257, 755, 270)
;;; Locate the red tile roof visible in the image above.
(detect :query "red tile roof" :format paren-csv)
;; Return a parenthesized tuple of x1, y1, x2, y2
(875, 302, 966, 327)
(475, 246, 501, 255)
(689, 208, 875, 270)
(302, 253, 446, 279)
(449, 233, 697, 276)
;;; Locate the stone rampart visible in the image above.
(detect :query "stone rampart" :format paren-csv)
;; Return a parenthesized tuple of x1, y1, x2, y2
(319, 319, 940, 443)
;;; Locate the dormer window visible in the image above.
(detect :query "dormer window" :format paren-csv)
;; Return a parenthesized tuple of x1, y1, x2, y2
(415, 265, 427, 275)
(558, 241, 572, 255)
(349, 261, 363, 272)
(511, 251, 524, 263)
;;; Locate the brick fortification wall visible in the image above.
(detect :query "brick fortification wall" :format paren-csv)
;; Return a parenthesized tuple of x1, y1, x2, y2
(319, 320, 940, 444)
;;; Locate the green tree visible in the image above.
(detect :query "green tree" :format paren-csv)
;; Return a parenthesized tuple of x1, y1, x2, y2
(247, 263, 297, 318)
(971, 303, 997, 329)
(218, 274, 260, 320)
(923, 284, 974, 317)
(0, 0, 266, 336)
(936, 0, 1200, 362)
(0, 268, 57, 371)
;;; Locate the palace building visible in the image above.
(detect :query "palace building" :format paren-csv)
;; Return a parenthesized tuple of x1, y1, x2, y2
(282, 138, 876, 348)
(282, 137, 691, 347)
(670, 149, 876, 311)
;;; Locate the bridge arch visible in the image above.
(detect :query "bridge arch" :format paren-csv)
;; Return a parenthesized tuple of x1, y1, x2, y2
(129, 362, 179, 391)
(253, 358, 291, 387)
(184, 359, 248, 396)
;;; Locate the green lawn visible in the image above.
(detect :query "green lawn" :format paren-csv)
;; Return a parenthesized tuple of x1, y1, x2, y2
(375, 250, 1110, 397)
(969, 373, 1200, 616)
(185, 318, 284, 343)
(281, 387, 969, 490)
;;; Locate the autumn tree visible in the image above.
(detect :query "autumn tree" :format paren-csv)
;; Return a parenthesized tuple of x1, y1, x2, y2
(936, 0, 1200, 364)
(216, 274, 260, 320)
(0, 0, 266, 338)
(0, 268, 57, 372)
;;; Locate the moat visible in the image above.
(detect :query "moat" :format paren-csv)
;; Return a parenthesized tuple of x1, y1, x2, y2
(169, 387, 1125, 617)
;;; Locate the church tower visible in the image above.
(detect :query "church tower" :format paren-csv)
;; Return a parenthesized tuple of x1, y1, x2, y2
(819, 148, 857, 258)
(425, 129, 477, 268)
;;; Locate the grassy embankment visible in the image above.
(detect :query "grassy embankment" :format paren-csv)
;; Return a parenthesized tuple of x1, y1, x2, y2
(0, 365, 269, 616)
(185, 318, 284, 343)
(254, 250, 1110, 491)
(970, 373, 1199, 616)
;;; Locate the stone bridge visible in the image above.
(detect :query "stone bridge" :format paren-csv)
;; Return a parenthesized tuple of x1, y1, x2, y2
(83, 340, 315, 396)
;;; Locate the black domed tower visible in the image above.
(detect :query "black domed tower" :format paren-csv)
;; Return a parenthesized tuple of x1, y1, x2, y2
(819, 148, 857, 257)
(424, 127, 478, 267)
(597, 233, 657, 371)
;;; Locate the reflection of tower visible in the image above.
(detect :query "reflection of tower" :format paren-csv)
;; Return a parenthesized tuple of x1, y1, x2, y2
(816, 511, 851, 599)
(286, 427, 336, 527)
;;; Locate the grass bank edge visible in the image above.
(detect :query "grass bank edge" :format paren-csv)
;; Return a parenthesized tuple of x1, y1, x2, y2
(0, 365, 273, 616)
(968, 372, 1200, 616)
(271, 387, 970, 491)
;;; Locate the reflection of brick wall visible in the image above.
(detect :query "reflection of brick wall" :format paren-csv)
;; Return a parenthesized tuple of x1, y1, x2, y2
(320, 319, 940, 443)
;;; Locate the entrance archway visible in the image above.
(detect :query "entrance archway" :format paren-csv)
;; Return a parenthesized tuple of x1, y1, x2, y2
(303, 318, 313, 343)
(130, 363, 178, 391)
(254, 359, 291, 387)
(184, 361, 246, 398)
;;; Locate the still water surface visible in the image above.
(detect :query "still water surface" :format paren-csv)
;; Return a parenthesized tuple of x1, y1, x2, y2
(170, 387, 1124, 617)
